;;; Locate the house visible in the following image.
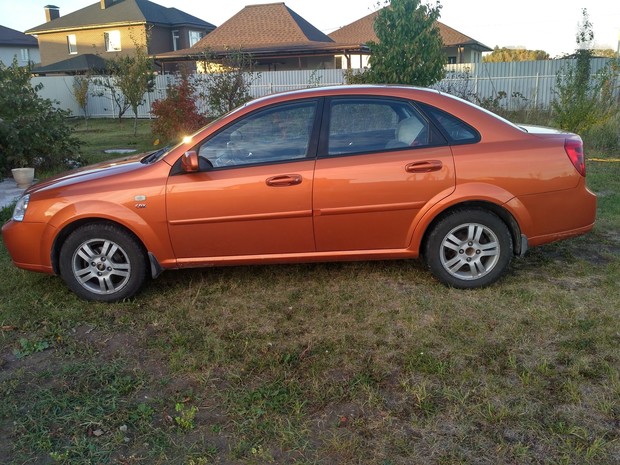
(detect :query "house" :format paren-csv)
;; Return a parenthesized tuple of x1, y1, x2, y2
(155, 3, 370, 72)
(26, 0, 215, 73)
(0, 25, 40, 66)
(329, 10, 492, 66)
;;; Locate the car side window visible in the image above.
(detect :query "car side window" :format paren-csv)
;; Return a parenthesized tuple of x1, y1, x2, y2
(198, 101, 317, 168)
(418, 103, 480, 143)
(326, 98, 433, 156)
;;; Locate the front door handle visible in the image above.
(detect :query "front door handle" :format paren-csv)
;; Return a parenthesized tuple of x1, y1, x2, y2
(266, 174, 302, 187)
(406, 160, 443, 173)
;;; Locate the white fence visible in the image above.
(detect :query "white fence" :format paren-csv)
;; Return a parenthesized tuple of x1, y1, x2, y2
(439, 58, 619, 110)
(32, 58, 619, 118)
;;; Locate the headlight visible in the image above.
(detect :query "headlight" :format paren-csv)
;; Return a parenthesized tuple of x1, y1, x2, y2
(12, 194, 30, 222)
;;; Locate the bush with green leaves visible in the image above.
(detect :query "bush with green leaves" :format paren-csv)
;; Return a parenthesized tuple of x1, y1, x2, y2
(0, 59, 80, 176)
(151, 73, 209, 144)
(552, 9, 619, 135)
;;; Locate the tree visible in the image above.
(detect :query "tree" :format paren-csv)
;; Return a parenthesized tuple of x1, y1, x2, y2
(196, 50, 258, 116)
(151, 73, 209, 144)
(483, 46, 550, 62)
(0, 58, 80, 175)
(592, 49, 619, 58)
(113, 43, 155, 135)
(72, 74, 90, 128)
(92, 39, 155, 135)
(92, 73, 130, 124)
(552, 8, 618, 133)
(361, 0, 445, 86)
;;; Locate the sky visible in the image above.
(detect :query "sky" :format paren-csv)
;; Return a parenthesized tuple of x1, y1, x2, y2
(2, 0, 619, 57)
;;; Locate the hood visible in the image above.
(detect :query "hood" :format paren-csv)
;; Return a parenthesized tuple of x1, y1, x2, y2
(26, 152, 151, 195)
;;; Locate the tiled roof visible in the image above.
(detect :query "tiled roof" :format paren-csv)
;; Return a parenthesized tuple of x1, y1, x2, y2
(190, 3, 334, 52)
(329, 9, 491, 51)
(26, 0, 214, 34)
(0, 25, 38, 46)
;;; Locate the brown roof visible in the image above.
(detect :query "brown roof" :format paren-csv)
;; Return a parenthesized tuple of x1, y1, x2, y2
(329, 9, 491, 51)
(156, 2, 369, 61)
(192, 2, 334, 51)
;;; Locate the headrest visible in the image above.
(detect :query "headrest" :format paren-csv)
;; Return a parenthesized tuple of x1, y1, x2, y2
(396, 117, 424, 145)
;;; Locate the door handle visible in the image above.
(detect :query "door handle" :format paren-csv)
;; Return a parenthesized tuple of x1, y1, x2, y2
(406, 160, 443, 173)
(266, 174, 302, 187)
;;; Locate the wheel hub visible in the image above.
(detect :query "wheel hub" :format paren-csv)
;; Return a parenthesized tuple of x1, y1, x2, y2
(440, 222, 500, 281)
(71, 238, 132, 295)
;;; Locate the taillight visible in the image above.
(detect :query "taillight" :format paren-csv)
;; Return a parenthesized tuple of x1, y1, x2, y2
(564, 139, 586, 177)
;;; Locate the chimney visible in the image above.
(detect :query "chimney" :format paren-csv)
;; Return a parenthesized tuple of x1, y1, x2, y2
(44, 5, 60, 22)
(100, 0, 118, 9)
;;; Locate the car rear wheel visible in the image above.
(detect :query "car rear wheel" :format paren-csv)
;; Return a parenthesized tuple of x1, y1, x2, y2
(424, 209, 513, 288)
(59, 223, 148, 301)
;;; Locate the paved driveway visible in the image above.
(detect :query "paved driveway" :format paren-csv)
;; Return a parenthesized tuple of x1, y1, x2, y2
(0, 179, 25, 209)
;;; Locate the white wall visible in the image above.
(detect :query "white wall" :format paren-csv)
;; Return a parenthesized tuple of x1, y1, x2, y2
(0, 46, 40, 67)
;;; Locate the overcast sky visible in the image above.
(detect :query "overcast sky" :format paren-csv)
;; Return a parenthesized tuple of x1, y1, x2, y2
(3, 0, 619, 57)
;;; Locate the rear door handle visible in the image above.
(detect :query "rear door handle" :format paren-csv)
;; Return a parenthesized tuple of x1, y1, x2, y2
(266, 174, 302, 187)
(406, 160, 443, 173)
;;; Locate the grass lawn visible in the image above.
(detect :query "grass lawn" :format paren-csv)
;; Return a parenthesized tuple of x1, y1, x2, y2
(71, 118, 158, 163)
(1, 119, 619, 464)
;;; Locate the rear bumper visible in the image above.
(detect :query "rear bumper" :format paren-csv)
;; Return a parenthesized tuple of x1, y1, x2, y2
(511, 181, 596, 248)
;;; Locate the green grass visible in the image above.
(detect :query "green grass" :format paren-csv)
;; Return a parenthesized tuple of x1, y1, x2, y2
(1, 120, 619, 464)
(71, 118, 157, 164)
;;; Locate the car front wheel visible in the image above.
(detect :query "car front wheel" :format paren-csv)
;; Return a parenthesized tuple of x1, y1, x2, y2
(59, 223, 148, 301)
(424, 209, 513, 288)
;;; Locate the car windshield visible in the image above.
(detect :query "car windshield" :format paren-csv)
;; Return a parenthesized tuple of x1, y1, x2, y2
(141, 104, 253, 164)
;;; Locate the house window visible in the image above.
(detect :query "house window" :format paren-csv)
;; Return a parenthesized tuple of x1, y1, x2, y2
(188, 30, 204, 47)
(21, 48, 30, 62)
(447, 56, 457, 64)
(172, 30, 180, 51)
(67, 34, 77, 54)
(104, 30, 121, 52)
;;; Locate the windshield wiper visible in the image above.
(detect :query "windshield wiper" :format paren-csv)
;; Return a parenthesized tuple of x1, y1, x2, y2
(141, 147, 169, 164)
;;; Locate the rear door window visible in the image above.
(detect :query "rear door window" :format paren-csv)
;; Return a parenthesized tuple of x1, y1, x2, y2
(323, 98, 444, 156)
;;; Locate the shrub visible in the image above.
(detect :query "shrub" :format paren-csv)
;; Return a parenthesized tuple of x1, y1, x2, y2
(552, 9, 619, 134)
(151, 74, 209, 144)
(343, 68, 372, 84)
(0, 59, 80, 175)
(583, 111, 620, 151)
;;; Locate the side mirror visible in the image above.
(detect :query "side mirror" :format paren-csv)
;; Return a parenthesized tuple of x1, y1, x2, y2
(181, 151, 199, 173)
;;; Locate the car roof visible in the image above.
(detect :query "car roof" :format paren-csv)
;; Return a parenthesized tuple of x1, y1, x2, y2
(249, 84, 442, 105)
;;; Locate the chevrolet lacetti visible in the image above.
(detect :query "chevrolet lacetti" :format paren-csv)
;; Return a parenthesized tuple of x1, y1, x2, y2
(2, 86, 597, 301)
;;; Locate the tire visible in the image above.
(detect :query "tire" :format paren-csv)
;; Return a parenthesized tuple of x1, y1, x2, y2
(424, 209, 513, 289)
(59, 223, 148, 302)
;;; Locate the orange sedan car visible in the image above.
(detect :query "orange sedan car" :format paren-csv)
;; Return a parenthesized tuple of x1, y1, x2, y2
(2, 86, 596, 301)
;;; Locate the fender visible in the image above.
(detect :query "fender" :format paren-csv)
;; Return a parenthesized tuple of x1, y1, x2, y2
(407, 182, 532, 253)
(42, 199, 176, 271)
